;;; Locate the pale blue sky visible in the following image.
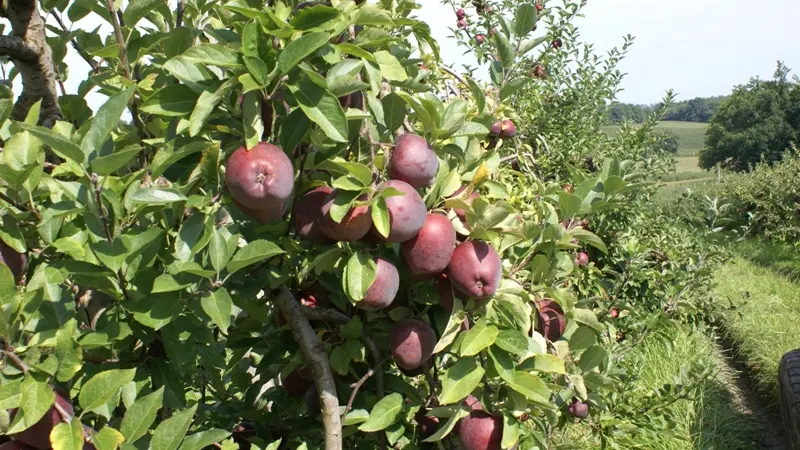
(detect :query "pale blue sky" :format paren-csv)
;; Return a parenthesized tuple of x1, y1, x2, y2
(17, 0, 800, 110)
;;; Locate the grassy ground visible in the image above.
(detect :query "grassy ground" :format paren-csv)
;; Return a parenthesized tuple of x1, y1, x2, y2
(654, 178, 722, 205)
(715, 245, 800, 403)
(602, 121, 708, 156)
(549, 328, 765, 449)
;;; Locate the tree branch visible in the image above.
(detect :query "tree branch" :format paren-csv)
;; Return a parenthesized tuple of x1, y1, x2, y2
(51, 11, 99, 72)
(175, 0, 184, 28)
(439, 65, 470, 89)
(1, 0, 62, 126)
(341, 356, 388, 419)
(301, 306, 350, 325)
(276, 287, 342, 450)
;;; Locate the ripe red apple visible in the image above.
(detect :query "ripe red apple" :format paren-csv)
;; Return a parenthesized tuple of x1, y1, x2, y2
(500, 119, 516, 138)
(531, 64, 547, 79)
(458, 411, 503, 450)
(339, 91, 364, 110)
(10, 389, 73, 449)
(0, 240, 27, 284)
(357, 258, 399, 311)
(294, 186, 334, 244)
(401, 213, 456, 279)
(415, 409, 441, 438)
(609, 308, 619, 319)
(475, 34, 485, 45)
(376, 180, 427, 243)
(456, 8, 466, 19)
(464, 394, 483, 411)
(446, 241, 502, 299)
(568, 398, 589, 418)
(574, 252, 589, 266)
(226, 142, 294, 220)
(387, 133, 439, 189)
(489, 121, 503, 137)
(552, 38, 562, 49)
(535, 299, 566, 341)
(535, 2, 544, 12)
(320, 191, 372, 242)
(391, 319, 436, 370)
(283, 367, 313, 397)
(457, 18, 467, 29)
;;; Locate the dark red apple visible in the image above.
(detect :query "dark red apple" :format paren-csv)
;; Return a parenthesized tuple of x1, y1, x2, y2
(0, 240, 27, 284)
(320, 191, 372, 242)
(475, 34, 485, 45)
(500, 119, 516, 138)
(568, 398, 589, 418)
(535, 299, 566, 341)
(416, 409, 441, 438)
(0, 442, 35, 450)
(357, 258, 399, 311)
(387, 133, 439, 189)
(11, 389, 73, 449)
(401, 213, 456, 279)
(457, 411, 503, 450)
(489, 121, 503, 137)
(457, 19, 467, 29)
(226, 142, 294, 220)
(535, 2, 544, 12)
(609, 308, 619, 319)
(376, 180, 426, 243)
(391, 319, 436, 370)
(446, 241, 502, 299)
(294, 186, 334, 244)
(456, 8, 466, 19)
(552, 38, 562, 49)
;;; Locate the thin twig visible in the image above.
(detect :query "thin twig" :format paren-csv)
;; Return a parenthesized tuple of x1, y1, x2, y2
(439, 65, 470, 89)
(362, 336, 383, 398)
(1, 191, 29, 213)
(2, 349, 29, 374)
(51, 11, 100, 72)
(360, 93, 378, 181)
(341, 356, 388, 419)
(53, 401, 72, 423)
(176, 0, 184, 28)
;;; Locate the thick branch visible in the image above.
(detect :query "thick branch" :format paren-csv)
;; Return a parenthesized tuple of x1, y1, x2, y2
(2, 0, 62, 126)
(301, 306, 350, 325)
(276, 288, 342, 450)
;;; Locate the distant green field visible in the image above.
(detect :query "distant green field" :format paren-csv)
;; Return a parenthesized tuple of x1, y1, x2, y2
(602, 121, 708, 156)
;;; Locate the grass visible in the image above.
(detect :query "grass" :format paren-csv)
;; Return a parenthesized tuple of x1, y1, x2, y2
(653, 178, 722, 205)
(715, 249, 800, 404)
(601, 121, 708, 156)
(549, 328, 763, 449)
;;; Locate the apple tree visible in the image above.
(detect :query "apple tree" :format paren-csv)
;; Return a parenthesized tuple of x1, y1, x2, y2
(0, 0, 639, 449)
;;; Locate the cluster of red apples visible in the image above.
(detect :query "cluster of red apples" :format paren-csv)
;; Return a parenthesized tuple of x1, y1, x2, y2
(225, 132, 514, 447)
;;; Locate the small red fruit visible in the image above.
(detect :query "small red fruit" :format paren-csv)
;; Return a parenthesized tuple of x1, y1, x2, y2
(456, 8, 466, 19)
(552, 38, 562, 49)
(388, 133, 439, 188)
(500, 119, 516, 138)
(535, 299, 566, 341)
(489, 121, 503, 137)
(568, 398, 589, 418)
(293, 186, 334, 244)
(320, 191, 372, 242)
(458, 411, 504, 450)
(225, 142, 294, 219)
(475, 34, 485, 45)
(357, 258, 400, 311)
(561, 183, 573, 193)
(535, 2, 544, 12)
(391, 319, 436, 370)
(401, 213, 456, 279)
(446, 241, 502, 299)
(574, 252, 589, 266)
(457, 18, 467, 29)
(609, 308, 620, 319)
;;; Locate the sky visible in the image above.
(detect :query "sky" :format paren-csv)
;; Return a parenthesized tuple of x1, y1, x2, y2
(13, 0, 800, 110)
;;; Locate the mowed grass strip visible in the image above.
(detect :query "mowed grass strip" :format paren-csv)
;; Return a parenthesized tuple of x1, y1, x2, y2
(715, 253, 800, 403)
(549, 329, 761, 449)
(601, 121, 708, 156)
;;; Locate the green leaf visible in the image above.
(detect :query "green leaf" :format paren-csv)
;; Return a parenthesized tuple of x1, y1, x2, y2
(500, 77, 533, 101)
(90, 145, 141, 175)
(381, 93, 406, 132)
(55, 319, 83, 382)
(488, 346, 515, 384)
(178, 429, 232, 450)
(15, 122, 85, 166)
(208, 229, 231, 273)
(534, 354, 566, 374)
(343, 252, 377, 302)
(81, 87, 135, 161)
(571, 228, 608, 254)
(343, 409, 369, 426)
(451, 122, 490, 137)
(277, 32, 330, 74)
(513, 3, 538, 37)
(242, 91, 264, 151)
(371, 196, 390, 238)
(8, 376, 54, 434)
(501, 412, 519, 449)
(579, 345, 608, 372)
(151, 405, 198, 450)
(373, 51, 407, 81)
(358, 393, 403, 432)
(316, 158, 373, 186)
(290, 5, 340, 30)
(50, 418, 84, 450)
(181, 44, 243, 68)
(433, 298, 466, 354)
(354, 6, 394, 26)
(422, 408, 469, 442)
(574, 308, 603, 331)
(189, 78, 237, 136)
(0, 379, 22, 410)
(559, 192, 582, 219)
(439, 357, 484, 405)
(336, 43, 375, 61)
(287, 78, 348, 142)
(201, 288, 233, 333)
(439, 100, 468, 137)
(226, 240, 284, 275)
(132, 295, 185, 330)
(507, 371, 550, 404)
(123, 0, 161, 27)
(140, 85, 198, 117)
(493, 32, 515, 68)
(92, 426, 126, 450)
(569, 327, 597, 351)
(466, 77, 485, 114)
(0, 84, 14, 126)
(279, 108, 310, 151)
(120, 387, 164, 444)
(130, 188, 187, 205)
(459, 319, 499, 357)
(79, 368, 137, 412)
(174, 213, 207, 262)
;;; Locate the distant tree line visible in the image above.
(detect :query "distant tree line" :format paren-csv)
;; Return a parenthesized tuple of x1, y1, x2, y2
(607, 96, 726, 124)
(700, 62, 800, 171)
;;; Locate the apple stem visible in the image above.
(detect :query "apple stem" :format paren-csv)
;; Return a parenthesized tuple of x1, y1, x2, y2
(341, 355, 388, 419)
(276, 287, 343, 450)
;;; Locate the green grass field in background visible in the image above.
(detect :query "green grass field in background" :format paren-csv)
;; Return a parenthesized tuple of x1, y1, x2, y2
(602, 121, 708, 156)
